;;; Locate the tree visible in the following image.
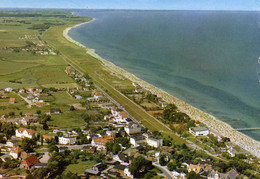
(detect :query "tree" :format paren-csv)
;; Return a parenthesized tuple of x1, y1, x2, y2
(33, 167, 50, 179)
(187, 171, 202, 179)
(21, 138, 36, 152)
(36, 110, 41, 115)
(112, 143, 121, 154)
(70, 106, 75, 111)
(167, 161, 177, 171)
(159, 155, 168, 166)
(48, 144, 59, 153)
(105, 142, 114, 152)
(129, 156, 147, 177)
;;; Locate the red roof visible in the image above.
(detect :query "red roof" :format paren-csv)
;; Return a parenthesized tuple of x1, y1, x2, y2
(18, 128, 37, 135)
(21, 155, 39, 167)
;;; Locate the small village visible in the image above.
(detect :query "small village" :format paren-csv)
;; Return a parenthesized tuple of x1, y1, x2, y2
(0, 65, 258, 179)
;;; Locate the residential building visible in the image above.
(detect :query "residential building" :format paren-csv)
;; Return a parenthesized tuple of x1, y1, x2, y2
(91, 135, 115, 150)
(16, 128, 37, 139)
(9, 98, 16, 104)
(10, 146, 23, 159)
(189, 127, 209, 136)
(124, 167, 134, 178)
(58, 136, 76, 145)
(130, 135, 146, 147)
(124, 123, 141, 135)
(20, 155, 39, 169)
(50, 108, 61, 114)
(146, 136, 163, 148)
(5, 87, 13, 92)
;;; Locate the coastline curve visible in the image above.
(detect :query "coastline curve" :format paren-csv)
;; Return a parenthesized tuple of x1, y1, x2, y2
(63, 20, 260, 159)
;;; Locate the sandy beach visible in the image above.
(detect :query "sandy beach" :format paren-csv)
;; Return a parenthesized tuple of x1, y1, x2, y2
(63, 20, 260, 159)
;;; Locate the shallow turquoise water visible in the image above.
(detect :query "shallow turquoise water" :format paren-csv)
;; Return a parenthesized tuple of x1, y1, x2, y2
(69, 10, 260, 141)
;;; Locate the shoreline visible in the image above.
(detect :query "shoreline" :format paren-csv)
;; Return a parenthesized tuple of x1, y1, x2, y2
(63, 20, 260, 159)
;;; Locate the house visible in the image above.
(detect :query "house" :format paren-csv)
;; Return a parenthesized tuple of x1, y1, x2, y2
(75, 95, 82, 100)
(124, 123, 142, 135)
(5, 87, 13, 92)
(208, 168, 239, 179)
(77, 86, 83, 91)
(113, 164, 127, 177)
(50, 108, 61, 114)
(9, 98, 16, 104)
(20, 155, 39, 169)
(25, 112, 33, 117)
(146, 136, 163, 148)
(114, 111, 129, 123)
(19, 88, 25, 93)
(111, 107, 123, 116)
(26, 88, 34, 93)
(188, 163, 212, 174)
(6, 139, 19, 147)
(124, 167, 134, 178)
(91, 135, 115, 150)
(58, 136, 76, 145)
(10, 146, 23, 159)
(130, 135, 146, 147)
(16, 128, 37, 139)
(20, 151, 31, 160)
(42, 135, 54, 142)
(92, 162, 107, 172)
(189, 127, 209, 136)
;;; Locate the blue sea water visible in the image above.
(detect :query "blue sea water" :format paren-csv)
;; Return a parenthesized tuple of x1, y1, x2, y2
(69, 10, 260, 141)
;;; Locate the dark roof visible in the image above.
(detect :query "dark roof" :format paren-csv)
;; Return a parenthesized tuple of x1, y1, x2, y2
(85, 169, 100, 175)
(114, 164, 127, 171)
(118, 153, 129, 162)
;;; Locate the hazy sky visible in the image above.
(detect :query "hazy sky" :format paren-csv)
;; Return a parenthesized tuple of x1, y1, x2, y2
(0, 0, 259, 11)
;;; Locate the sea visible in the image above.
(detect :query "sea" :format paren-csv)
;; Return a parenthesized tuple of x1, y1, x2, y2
(68, 10, 260, 141)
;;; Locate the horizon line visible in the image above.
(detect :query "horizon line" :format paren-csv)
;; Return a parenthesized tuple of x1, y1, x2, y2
(0, 7, 260, 12)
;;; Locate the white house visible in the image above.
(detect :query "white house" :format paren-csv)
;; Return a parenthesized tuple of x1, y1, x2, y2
(114, 111, 129, 123)
(124, 167, 134, 178)
(189, 127, 209, 136)
(5, 87, 13, 92)
(10, 146, 23, 159)
(124, 123, 141, 135)
(58, 136, 77, 145)
(130, 135, 146, 147)
(146, 137, 163, 148)
(111, 107, 123, 116)
(16, 128, 37, 139)
(91, 135, 115, 150)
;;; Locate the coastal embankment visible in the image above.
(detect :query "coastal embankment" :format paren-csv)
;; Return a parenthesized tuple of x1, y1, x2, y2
(63, 21, 260, 159)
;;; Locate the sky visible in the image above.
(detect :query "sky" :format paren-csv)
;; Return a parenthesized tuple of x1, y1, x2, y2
(0, 0, 260, 11)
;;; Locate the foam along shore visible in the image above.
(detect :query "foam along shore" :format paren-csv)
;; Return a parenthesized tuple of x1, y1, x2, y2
(63, 21, 260, 159)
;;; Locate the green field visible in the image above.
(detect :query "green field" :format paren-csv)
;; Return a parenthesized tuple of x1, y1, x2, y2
(0, 10, 185, 144)
(42, 16, 185, 145)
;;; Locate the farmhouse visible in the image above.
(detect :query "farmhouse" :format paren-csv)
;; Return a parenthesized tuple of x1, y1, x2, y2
(16, 128, 37, 139)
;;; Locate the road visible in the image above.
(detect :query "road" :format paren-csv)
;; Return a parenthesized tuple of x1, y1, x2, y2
(17, 93, 34, 108)
(153, 162, 173, 179)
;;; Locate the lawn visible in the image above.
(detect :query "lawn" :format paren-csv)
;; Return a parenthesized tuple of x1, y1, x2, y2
(47, 111, 85, 129)
(63, 160, 96, 175)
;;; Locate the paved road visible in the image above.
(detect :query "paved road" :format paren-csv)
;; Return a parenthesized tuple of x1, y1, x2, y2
(153, 162, 173, 179)
(17, 93, 33, 108)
